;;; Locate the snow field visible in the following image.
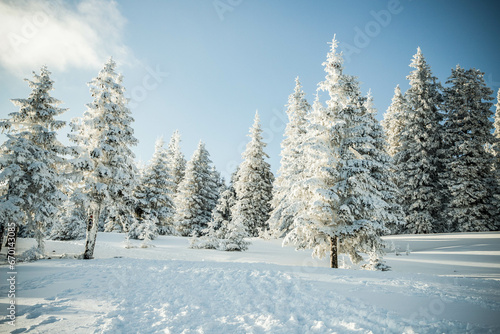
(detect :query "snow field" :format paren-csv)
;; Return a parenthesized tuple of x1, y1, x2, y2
(1, 232, 500, 333)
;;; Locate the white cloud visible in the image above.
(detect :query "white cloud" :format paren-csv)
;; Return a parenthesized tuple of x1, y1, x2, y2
(0, 0, 135, 75)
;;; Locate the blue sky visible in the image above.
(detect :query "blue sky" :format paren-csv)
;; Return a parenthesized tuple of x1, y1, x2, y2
(1, 0, 499, 180)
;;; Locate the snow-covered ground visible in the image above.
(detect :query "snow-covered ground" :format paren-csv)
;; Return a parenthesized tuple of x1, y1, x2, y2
(1, 232, 500, 333)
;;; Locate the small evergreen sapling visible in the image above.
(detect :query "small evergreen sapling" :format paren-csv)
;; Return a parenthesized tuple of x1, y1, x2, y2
(190, 182, 250, 251)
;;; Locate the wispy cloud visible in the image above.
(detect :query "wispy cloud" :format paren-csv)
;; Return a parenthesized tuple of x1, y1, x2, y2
(0, 0, 134, 75)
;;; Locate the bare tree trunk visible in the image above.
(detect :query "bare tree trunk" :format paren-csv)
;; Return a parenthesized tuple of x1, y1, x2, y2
(29, 212, 45, 255)
(35, 220, 45, 255)
(83, 204, 101, 259)
(330, 236, 338, 269)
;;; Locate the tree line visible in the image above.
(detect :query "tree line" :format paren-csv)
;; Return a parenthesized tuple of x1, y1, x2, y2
(1, 36, 499, 269)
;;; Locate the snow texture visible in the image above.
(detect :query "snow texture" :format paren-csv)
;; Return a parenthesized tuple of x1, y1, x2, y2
(1, 232, 500, 333)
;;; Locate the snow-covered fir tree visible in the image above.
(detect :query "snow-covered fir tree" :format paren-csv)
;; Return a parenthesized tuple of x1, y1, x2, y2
(359, 91, 405, 235)
(204, 184, 233, 242)
(284, 37, 397, 268)
(268, 77, 310, 237)
(140, 214, 158, 248)
(221, 213, 251, 251)
(166, 130, 186, 195)
(493, 89, 500, 172)
(394, 48, 445, 234)
(232, 111, 274, 237)
(211, 166, 224, 200)
(212, 184, 235, 235)
(49, 193, 86, 241)
(282, 83, 339, 267)
(173, 141, 219, 236)
(69, 58, 139, 259)
(133, 138, 176, 236)
(325, 78, 392, 266)
(190, 182, 249, 251)
(441, 66, 498, 232)
(381, 85, 406, 157)
(0, 66, 68, 255)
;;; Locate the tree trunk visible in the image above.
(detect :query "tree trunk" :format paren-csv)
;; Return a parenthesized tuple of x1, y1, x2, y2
(35, 221, 45, 255)
(83, 205, 101, 259)
(330, 236, 338, 268)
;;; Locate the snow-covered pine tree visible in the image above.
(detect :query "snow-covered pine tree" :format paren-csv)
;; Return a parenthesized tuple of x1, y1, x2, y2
(209, 184, 234, 238)
(0, 66, 68, 255)
(134, 137, 176, 235)
(323, 76, 391, 266)
(190, 184, 230, 249)
(220, 172, 250, 250)
(100, 69, 139, 234)
(441, 66, 498, 232)
(282, 42, 343, 268)
(232, 111, 274, 237)
(49, 193, 87, 241)
(493, 89, 500, 172)
(174, 141, 218, 236)
(140, 214, 158, 247)
(493, 89, 500, 228)
(285, 37, 399, 269)
(220, 212, 251, 251)
(69, 58, 139, 259)
(361, 91, 405, 235)
(190, 182, 246, 250)
(394, 48, 445, 234)
(381, 85, 407, 157)
(166, 130, 186, 195)
(211, 166, 224, 201)
(191, 177, 250, 251)
(269, 77, 310, 237)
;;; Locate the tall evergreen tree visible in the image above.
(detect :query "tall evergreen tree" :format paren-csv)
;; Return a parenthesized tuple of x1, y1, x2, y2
(285, 37, 397, 269)
(283, 91, 335, 258)
(493, 89, 500, 172)
(167, 130, 186, 195)
(362, 91, 405, 235)
(174, 141, 218, 236)
(394, 48, 444, 234)
(381, 85, 406, 157)
(324, 77, 392, 267)
(232, 111, 274, 237)
(269, 77, 310, 237)
(0, 66, 68, 255)
(69, 58, 138, 259)
(441, 66, 498, 231)
(283, 39, 347, 268)
(134, 138, 176, 235)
